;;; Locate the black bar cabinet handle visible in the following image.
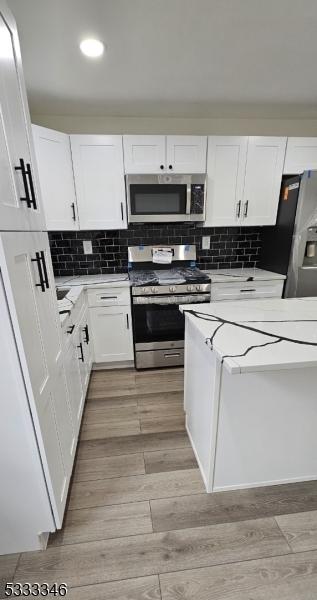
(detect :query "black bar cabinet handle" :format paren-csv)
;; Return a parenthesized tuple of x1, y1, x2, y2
(40, 251, 49, 289)
(67, 324, 75, 334)
(126, 313, 129, 329)
(71, 202, 76, 221)
(25, 163, 37, 209)
(120, 202, 124, 221)
(15, 158, 32, 208)
(84, 324, 89, 344)
(77, 342, 84, 362)
(243, 200, 249, 218)
(240, 288, 256, 293)
(31, 252, 45, 292)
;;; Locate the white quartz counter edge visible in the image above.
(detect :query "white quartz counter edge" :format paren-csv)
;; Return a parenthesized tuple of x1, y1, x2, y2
(181, 298, 317, 375)
(202, 268, 286, 283)
(57, 286, 85, 326)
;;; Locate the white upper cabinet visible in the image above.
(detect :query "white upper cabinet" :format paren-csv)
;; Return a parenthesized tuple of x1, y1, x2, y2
(283, 137, 317, 174)
(0, 9, 45, 231)
(241, 137, 287, 226)
(123, 135, 207, 173)
(32, 125, 78, 230)
(70, 135, 127, 230)
(166, 136, 207, 173)
(205, 136, 286, 227)
(123, 135, 166, 173)
(205, 137, 248, 227)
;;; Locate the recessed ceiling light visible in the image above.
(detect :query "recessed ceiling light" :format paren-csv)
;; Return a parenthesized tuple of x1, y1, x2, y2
(80, 38, 105, 58)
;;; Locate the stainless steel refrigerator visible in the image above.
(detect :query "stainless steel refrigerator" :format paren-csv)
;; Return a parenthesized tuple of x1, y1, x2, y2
(259, 170, 317, 297)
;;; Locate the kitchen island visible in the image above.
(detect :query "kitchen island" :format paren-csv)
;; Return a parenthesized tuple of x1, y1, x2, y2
(182, 298, 317, 493)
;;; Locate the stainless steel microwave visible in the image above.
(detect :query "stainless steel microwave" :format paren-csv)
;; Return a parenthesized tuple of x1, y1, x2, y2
(126, 174, 206, 223)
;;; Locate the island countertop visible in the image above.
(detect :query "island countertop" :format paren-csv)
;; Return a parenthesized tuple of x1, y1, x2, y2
(181, 298, 317, 374)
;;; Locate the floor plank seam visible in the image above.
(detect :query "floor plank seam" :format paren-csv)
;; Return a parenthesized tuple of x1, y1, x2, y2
(273, 515, 295, 554)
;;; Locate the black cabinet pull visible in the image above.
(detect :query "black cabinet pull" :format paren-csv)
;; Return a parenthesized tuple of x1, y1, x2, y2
(31, 252, 45, 292)
(77, 342, 84, 362)
(240, 288, 256, 293)
(120, 202, 124, 221)
(25, 163, 37, 209)
(83, 324, 89, 344)
(168, 164, 173, 170)
(40, 251, 49, 289)
(126, 313, 130, 329)
(15, 158, 32, 208)
(71, 202, 76, 221)
(67, 324, 75, 334)
(160, 164, 164, 170)
(243, 200, 249, 218)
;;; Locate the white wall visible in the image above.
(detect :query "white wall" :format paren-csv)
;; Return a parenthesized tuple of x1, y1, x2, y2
(31, 114, 317, 136)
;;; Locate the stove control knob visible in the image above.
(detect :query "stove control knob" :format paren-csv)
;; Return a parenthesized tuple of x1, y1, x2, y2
(151, 286, 158, 293)
(187, 285, 194, 292)
(196, 285, 201, 291)
(169, 285, 176, 292)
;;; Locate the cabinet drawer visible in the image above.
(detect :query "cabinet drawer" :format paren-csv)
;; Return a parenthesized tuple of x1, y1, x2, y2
(210, 280, 284, 301)
(87, 286, 130, 307)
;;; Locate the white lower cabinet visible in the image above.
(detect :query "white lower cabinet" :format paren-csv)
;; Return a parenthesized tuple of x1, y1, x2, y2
(90, 304, 133, 363)
(210, 279, 284, 301)
(78, 307, 93, 394)
(64, 331, 84, 439)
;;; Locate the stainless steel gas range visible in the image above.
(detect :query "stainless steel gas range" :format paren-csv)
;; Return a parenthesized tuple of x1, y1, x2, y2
(128, 245, 211, 369)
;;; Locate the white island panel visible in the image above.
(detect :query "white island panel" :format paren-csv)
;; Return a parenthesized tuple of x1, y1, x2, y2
(182, 298, 317, 494)
(214, 366, 317, 491)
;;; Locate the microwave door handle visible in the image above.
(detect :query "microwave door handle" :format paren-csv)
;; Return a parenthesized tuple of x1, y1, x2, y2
(186, 183, 191, 215)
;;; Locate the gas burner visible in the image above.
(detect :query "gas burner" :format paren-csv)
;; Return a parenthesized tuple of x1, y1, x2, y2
(129, 266, 210, 287)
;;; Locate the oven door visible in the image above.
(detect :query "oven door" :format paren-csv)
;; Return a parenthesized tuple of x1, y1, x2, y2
(133, 302, 185, 348)
(128, 183, 188, 222)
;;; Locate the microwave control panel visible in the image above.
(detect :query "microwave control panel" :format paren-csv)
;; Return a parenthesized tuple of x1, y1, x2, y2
(190, 184, 205, 214)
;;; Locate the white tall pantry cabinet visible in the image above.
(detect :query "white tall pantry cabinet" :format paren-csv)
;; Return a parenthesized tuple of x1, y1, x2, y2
(0, 0, 76, 554)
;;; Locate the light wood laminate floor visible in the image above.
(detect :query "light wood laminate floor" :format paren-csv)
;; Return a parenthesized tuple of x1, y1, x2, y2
(2, 367, 317, 599)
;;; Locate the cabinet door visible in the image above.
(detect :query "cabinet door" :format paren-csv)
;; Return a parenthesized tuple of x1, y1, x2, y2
(71, 135, 127, 230)
(64, 336, 84, 437)
(90, 305, 134, 363)
(205, 136, 248, 227)
(283, 137, 317, 174)
(0, 9, 44, 231)
(166, 136, 207, 173)
(0, 231, 74, 526)
(123, 135, 166, 173)
(78, 308, 92, 395)
(80, 309, 93, 380)
(242, 137, 287, 226)
(32, 125, 78, 230)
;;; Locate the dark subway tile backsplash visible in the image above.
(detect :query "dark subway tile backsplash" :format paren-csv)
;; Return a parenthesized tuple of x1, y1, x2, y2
(49, 224, 262, 277)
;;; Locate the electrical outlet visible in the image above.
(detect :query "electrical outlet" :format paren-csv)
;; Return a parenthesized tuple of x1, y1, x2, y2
(202, 236, 210, 250)
(83, 240, 92, 254)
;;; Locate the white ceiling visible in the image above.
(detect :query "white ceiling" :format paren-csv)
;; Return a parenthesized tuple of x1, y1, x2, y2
(8, 0, 317, 118)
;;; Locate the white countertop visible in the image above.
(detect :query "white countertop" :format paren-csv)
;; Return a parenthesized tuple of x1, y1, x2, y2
(55, 273, 130, 325)
(55, 273, 130, 287)
(202, 268, 286, 283)
(182, 298, 317, 374)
